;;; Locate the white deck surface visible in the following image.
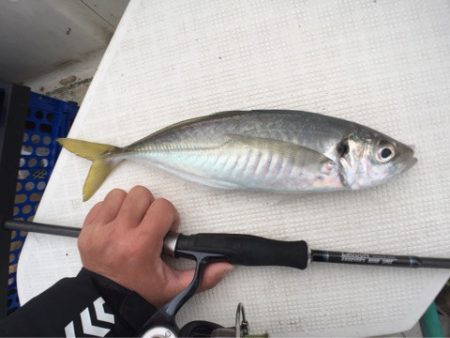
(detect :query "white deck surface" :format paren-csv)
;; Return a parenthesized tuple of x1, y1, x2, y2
(18, 1, 450, 336)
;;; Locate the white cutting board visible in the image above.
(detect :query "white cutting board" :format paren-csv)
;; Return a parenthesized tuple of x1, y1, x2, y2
(18, 1, 450, 336)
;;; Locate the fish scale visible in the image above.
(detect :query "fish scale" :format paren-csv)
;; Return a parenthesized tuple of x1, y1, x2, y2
(57, 110, 417, 201)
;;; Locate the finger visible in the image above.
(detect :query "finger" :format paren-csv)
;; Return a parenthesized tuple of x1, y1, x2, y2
(165, 262, 233, 296)
(198, 263, 234, 291)
(139, 198, 179, 241)
(116, 185, 154, 228)
(83, 201, 103, 227)
(95, 189, 127, 224)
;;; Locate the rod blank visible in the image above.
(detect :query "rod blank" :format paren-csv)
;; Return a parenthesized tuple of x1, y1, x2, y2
(4, 220, 80, 238)
(310, 249, 450, 269)
(4, 220, 450, 269)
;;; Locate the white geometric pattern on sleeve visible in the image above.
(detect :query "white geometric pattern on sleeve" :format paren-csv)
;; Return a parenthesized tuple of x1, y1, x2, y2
(64, 297, 115, 337)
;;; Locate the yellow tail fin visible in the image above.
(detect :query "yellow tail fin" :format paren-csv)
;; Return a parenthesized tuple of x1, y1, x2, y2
(57, 138, 120, 201)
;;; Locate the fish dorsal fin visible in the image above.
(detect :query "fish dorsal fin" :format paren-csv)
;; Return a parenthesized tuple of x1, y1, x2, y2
(224, 134, 333, 163)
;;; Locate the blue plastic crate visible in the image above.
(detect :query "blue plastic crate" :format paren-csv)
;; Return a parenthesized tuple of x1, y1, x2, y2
(7, 92, 78, 313)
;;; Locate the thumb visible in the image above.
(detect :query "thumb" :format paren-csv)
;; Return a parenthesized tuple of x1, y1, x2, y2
(199, 262, 234, 291)
(171, 262, 234, 295)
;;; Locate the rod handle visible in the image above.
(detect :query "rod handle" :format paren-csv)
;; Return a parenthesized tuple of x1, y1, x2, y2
(175, 233, 309, 269)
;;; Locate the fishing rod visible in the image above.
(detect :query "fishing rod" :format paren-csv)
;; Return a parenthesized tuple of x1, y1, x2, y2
(5, 220, 450, 269)
(5, 219, 450, 337)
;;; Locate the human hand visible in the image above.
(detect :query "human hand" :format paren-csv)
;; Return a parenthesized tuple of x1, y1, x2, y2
(78, 186, 233, 307)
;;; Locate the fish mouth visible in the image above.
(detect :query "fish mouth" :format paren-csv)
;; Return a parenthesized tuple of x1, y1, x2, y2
(408, 144, 416, 152)
(402, 143, 417, 172)
(406, 157, 418, 171)
(398, 154, 417, 175)
(393, 143, 417, 177)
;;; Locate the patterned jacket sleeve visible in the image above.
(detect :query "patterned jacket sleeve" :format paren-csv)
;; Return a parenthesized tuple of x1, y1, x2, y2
(0, 269, 157, 337)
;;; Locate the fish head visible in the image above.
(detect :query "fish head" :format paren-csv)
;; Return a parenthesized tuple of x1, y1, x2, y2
(337, 129, 417, 189)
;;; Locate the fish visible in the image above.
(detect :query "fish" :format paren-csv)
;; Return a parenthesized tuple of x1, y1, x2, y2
(58, 110, 417, 201)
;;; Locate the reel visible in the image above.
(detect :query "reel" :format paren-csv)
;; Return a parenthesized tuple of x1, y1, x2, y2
(142, 302, 266, 338)
(179, 303, 254, 338)
(137, 244, 267, 338)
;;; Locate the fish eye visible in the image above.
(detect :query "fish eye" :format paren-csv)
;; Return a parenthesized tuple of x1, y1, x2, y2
(381, 148, 392, 158)
(377, 144, 395, 162)
(337, 141, 349, 157)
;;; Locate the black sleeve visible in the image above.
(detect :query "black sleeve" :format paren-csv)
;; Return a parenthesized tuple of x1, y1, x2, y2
(0, 269, 157, 337)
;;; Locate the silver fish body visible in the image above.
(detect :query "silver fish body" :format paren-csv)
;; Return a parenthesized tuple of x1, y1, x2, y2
(58, 110, 417, 201)
(119, 110, 415, 190)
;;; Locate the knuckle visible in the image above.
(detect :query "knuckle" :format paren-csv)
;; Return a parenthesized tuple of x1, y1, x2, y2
(131, 186, 154, 202)
(155, 198, 177, 213)
(106, 188, 127, 200)
(131, 185, 150, 194)
(84, 202, 103, 225)
(92, 201, 102, 209)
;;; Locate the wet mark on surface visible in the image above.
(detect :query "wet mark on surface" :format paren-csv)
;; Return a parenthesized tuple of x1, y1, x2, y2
(59, 75, 77, 86)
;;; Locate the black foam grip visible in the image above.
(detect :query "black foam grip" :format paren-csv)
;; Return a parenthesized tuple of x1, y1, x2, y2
(176, 233, 309, 269)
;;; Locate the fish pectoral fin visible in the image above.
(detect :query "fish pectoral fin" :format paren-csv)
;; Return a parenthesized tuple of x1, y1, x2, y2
(225, 134, 334, 161)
